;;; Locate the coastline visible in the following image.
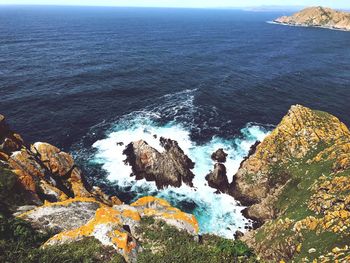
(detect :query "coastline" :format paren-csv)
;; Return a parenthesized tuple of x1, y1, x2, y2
(267, 20, 350, 32)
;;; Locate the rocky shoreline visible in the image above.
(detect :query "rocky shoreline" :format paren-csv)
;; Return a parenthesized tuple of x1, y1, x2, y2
(1, 104, 350, 262)
(274, 6, 350, 32)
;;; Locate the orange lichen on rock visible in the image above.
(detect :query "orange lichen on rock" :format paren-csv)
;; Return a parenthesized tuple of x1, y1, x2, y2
(131, 196, 171, 208)
(313, 141, 350, 172)
(131, 196, 199, 234)
(44, 206, 139, 261)
(111, 196, 123, 205)
(292, 175, 350, 235)
(122, 209, 141, 221)
(0, 151, 9, 161)
(11, 168, 37, 193)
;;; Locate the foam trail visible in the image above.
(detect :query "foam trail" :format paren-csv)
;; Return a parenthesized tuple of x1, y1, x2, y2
(92, 115, 270, 238)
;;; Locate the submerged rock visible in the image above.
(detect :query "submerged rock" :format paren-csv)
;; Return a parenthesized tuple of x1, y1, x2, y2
(205, 163, 229, 193)
(123, 137, 195, 189)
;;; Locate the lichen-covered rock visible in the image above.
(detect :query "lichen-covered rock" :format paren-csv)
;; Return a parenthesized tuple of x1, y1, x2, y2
(44, 205, 140, 263)
(1, 113, 200, 263)
(131, 196, 199, 235)
(205, 163, 229, 193)
(233, 105, 350, 262)
(123, 137, 195, 189)
(18, 197, 101, 233)
(231, 105, 350, 219)
(8, 145, 91, 203)
(36, 196, 198, 262)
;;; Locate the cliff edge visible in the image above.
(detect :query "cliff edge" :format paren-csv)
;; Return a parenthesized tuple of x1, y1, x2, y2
(232, 105, 350, 262)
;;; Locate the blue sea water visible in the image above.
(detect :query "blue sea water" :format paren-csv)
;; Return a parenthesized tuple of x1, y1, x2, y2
(0, 6, 349, 237)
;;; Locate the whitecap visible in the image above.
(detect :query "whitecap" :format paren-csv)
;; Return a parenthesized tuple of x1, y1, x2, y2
(92, 114, 270, 238)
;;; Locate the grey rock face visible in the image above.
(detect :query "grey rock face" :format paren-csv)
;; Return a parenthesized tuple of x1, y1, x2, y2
(205, 163, 229, 193)
(123, 137, 195, 189)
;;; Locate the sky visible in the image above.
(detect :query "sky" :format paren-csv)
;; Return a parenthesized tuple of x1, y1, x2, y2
(0, 0, 349, 9)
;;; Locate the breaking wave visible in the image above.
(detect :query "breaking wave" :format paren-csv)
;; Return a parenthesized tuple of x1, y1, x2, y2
(89, 89, 270, 238)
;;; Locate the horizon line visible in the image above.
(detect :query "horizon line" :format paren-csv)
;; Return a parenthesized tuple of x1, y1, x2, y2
(0, 4, 348, 11)
(0, 3, 309, 9)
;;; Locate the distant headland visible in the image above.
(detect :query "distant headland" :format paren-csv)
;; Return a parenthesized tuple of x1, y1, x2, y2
(274, 6, 350, 31)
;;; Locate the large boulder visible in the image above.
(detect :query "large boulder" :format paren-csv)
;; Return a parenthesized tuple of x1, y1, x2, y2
(205, 163, 229, 193)
(123, 137, 195, 189)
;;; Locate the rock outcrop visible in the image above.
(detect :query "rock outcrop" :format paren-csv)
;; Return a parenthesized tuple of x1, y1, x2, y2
(206, 149, 230, 193)
(205, 163, 229, 193)
(0, 114, 199, 262)
(211, 148, 227, 163)
(123, 137, 195, 189)
(233, 105, 350, 262)
(231, 105, 350, 220)
(274, 6, 350, 31)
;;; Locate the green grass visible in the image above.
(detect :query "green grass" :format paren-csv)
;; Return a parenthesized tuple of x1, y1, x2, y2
(252, 138, 350, 262)
(0, 212, 126, 263)
(136, 217, 257, 263)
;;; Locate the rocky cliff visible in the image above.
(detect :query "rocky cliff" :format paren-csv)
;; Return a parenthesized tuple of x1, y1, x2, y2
(232, 105, 350, 262)
(274, 6, 350, 31)
(2, 104, 350, 262)
(0, 114, 254, 263)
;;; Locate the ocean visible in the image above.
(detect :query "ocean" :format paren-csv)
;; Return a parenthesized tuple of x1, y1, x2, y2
(1, 5, 349, 238)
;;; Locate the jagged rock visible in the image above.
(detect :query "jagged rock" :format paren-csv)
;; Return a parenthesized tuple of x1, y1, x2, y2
(8, 145, 91, 203)
(123, 137, 195, 189)
(211, 148, 228, 163)
(1, 113, 200, 263)
(205, 163, 229, 193)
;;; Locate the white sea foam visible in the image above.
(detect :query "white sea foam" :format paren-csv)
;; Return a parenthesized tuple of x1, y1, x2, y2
(92, 115, 270, 238)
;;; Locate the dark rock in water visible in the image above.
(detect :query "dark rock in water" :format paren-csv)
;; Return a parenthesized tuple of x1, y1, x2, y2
(205, 163, 229, 193)
(211, 148, 228, 163)
(234, 230, 244, 240)
(123, 137, 195, 189)
(153, 134, 157, 139)
(116, 142, 124, 146)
